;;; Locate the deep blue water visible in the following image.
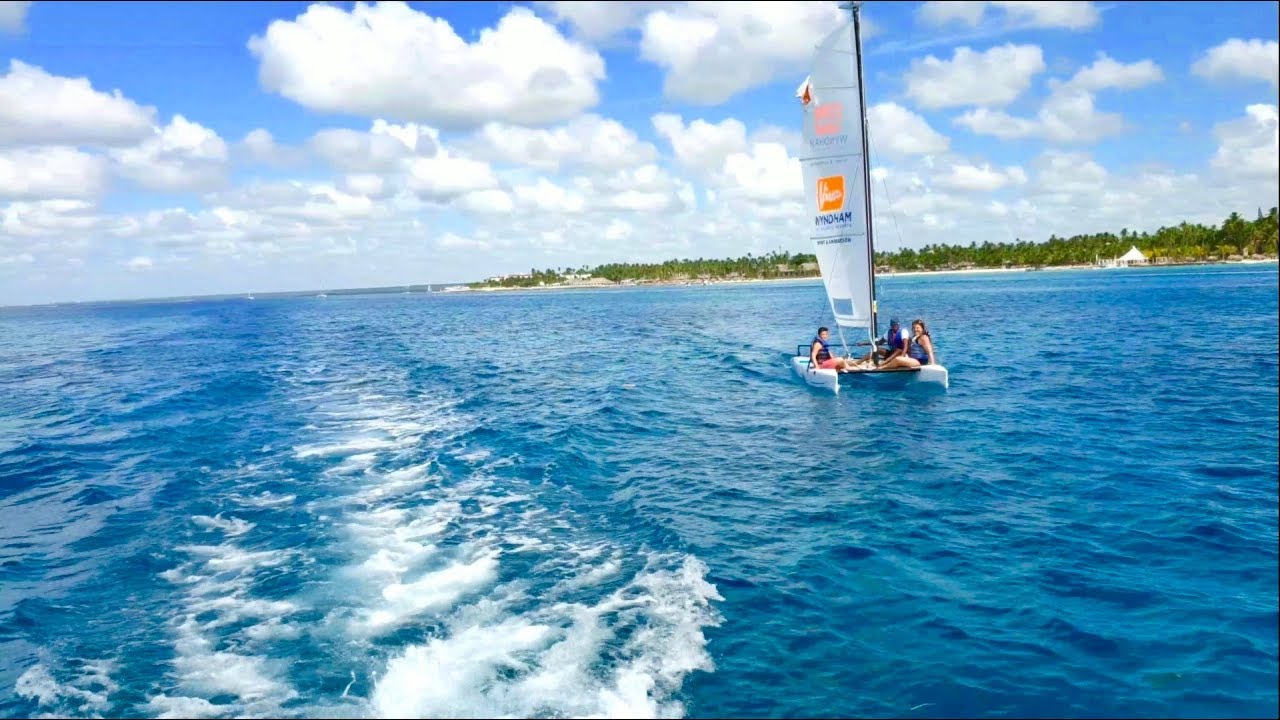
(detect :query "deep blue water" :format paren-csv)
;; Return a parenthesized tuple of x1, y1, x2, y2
(1, 264, 1277, 719)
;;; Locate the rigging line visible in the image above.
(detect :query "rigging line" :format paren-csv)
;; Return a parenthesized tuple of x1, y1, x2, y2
(867, 133, 908, 306)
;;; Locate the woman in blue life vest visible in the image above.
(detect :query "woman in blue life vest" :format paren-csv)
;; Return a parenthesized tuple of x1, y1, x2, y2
(809, 326, 854, 371)
(879, 318, 937, 370)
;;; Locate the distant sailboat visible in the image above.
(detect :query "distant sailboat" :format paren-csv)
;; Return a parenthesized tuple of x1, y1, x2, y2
(789, 1, 948, 392)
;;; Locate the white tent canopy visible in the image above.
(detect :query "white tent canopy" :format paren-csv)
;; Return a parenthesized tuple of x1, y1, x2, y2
(1119, 245, 1147, 263)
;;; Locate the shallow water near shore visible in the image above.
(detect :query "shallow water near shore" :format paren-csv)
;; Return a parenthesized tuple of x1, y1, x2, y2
(1, 264, 1276, 718)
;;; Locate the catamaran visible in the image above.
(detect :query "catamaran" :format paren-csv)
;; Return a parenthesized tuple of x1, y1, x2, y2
(790, 1, 949, 393)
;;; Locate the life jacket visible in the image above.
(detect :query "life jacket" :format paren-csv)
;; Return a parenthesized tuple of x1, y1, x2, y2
(813, 336, 831, 362)
(884, 327, 907, 351)
(908, 333, 930, 362)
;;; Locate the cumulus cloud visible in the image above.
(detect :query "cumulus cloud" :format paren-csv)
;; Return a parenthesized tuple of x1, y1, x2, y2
(0, 60, 157, 147)
(933, 163, 1028, 192)
(917, 1, 1100, 31)
(867, 103, 951, 156)
(953, 54, 1153, 145)
(404, 153, 500, 201)
(651, 114, 747, 176)
(637, 2, 849, 104)
(903, 44, 1046, 109)
(1192, 38, 1279, 88)
(249, 2, 605, 129)
(534, 1, 675, 42)
(233, 129, 306, 168)
(1, 199, 101, 238)
(0, 147, 110, 200)
(1066, 52, 1163, 91)
(460, 114, 656, 173)
(0, 1, 32, 33)
(111, 115, 229, 192)
(1210, 104, 1279, 180)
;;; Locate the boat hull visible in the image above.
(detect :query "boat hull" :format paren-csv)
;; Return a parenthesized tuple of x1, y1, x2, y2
(790, 356, 949, 393)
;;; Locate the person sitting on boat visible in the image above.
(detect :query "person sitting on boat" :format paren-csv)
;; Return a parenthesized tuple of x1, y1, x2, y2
(853, 317, 908, 365)
(810, 327, 854, 372)
(879, 318, 936, 369)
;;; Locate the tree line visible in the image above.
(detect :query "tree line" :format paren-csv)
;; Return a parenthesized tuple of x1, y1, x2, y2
(470, 207, 1279, 287)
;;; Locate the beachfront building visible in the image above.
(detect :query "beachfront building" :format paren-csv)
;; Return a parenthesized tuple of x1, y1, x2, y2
(1117, 246, 1148, 266)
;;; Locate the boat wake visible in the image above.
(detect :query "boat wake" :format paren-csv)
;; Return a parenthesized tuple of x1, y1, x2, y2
(14, 361, 722, 719)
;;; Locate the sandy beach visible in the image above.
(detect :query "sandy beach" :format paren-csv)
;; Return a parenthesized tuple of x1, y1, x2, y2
(461, 258, 1276, 293)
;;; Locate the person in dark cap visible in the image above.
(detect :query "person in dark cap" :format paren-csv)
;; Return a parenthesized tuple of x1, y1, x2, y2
(852, 318, 908, 367)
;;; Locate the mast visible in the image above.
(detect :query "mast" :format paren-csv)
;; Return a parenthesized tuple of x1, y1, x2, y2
(842, 0, 879, 344)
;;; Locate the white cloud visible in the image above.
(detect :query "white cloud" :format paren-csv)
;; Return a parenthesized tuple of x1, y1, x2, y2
(513, 178, 585, 214)
(404, 153, 499, 200)
(933, 163, 1028, 192)
(0, 252, 34, 265)
(1, 199, 102, 238)
(1066, 52, 1163, 91)
(1033, 150, 1108, 194)
(1192, 38, 1280, 88)
(456, 188, 515, 215)
(126, 255, 154, 271)
(651, 113, 747, 175)
(903, 44, 1045, 109)
(462, 114, 655, 172)
(308, 128, 417, 173)
(917, 1, 987, 27)
(955, 83, 1124, 144)
(638, 2, 849, 104)
(589, 164, 686, 212)
(111, 115, 229, 192)
(436, 232, 491, 251)
(234, 129, 306, 168)
(954, 107, 1038, 140)
(867, 103, 950, 156)
(917, 1, 1100, 31)
(603, 218, 634, 242)
(249, 2, 605, 129)
(535, 1, 675, 42)
(720, 142, 801, 201)
(1210, 104, 1279, 180)
(340, 173, 392, 199)
(0, 1, 32, 33)
(0, 147, 109, 200)
(1036, 85, 1124, 142)
(0, 60, 156, 147)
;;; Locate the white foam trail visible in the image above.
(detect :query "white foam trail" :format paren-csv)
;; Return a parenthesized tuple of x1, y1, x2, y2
(296, 437, 398, 459)
(359, 552, 501, 634)
(368, 556, 723, 719)
(275, 369, 724, 719)
(14, 660, 118, 715)
(192, 514, 254, 537)
(142, 695, 223, 719)
(230, 492, 297, 508)
(151, 531, 304, 717)
(170, 619, 296, 703)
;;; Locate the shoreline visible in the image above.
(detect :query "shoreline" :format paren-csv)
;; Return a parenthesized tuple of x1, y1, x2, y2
(9, 258, 1274, 309)
(465, 257, 1278, 292)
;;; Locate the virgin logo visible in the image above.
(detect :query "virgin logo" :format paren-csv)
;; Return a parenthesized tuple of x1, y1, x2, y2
(815, 102, 842, 136)
(817, 176, 845, 212)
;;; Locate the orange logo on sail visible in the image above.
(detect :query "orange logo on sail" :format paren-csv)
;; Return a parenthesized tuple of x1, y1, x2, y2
(815, 102, 842, 135)
(817, 175, 845, 213)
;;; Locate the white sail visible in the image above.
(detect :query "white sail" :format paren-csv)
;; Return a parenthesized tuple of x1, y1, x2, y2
(799, 17, 874, 333)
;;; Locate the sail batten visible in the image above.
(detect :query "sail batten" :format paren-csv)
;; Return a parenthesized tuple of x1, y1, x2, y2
(799, 13, 875, 333)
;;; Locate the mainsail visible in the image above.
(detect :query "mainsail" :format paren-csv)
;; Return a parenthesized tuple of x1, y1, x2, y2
(799, 3, 877, 340)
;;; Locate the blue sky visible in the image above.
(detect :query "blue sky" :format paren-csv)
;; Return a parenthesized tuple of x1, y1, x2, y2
(0, 0, 1276, 305)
